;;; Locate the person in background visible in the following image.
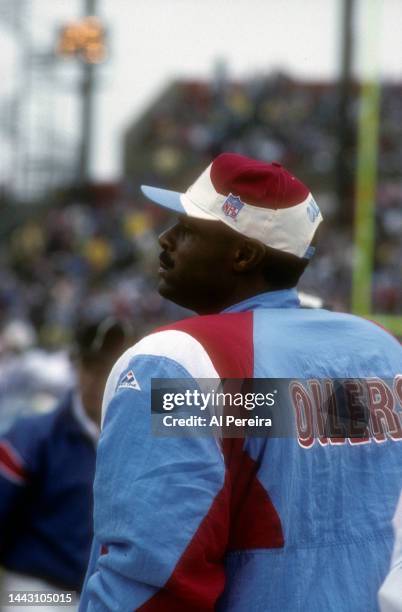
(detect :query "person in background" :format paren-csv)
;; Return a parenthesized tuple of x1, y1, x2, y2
(0, 317, 132, 609)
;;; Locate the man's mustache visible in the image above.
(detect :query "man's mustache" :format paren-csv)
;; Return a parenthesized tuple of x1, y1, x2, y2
(159, 251, 174, 269)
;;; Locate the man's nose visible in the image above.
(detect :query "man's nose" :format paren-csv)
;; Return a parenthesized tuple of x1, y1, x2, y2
(158, 225, 176, 250)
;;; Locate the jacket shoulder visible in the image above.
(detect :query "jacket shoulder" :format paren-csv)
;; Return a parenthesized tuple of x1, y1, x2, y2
(156, 312, 255, 378)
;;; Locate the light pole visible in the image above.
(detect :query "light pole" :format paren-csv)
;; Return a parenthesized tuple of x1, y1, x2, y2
(336, 0, 355, 224)
(78, 0, 97, 186)
(57, 0, 106, 186)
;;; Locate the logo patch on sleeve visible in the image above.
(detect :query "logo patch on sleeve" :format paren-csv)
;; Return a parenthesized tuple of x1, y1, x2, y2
(117, 370, 141, 391)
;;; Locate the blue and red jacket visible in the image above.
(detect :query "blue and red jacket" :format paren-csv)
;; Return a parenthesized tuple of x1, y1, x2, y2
(80, 289, 402, 611)
(0, 392, 96, 591)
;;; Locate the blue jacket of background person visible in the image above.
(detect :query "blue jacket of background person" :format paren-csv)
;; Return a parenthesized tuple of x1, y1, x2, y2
(0, 391, 96, 592)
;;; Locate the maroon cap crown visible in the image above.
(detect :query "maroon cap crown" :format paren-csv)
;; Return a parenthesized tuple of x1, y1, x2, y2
(210, 153, 309, 210)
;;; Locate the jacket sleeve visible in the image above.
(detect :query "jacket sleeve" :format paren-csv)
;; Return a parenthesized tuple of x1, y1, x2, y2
(80, 339, 228, 612)
(0, 418, 40, 550)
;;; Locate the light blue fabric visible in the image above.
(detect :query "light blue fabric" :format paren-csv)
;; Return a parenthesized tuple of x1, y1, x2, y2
(80, 356, 225, 611)
(140, 185, 185, 214)
(222, 288, 301, 312)
(219, 293, 402, 612)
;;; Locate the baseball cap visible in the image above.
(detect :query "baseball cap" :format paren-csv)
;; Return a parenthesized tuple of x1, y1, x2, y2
(72, 317, 134, 363)
(141, 153, 322, 259)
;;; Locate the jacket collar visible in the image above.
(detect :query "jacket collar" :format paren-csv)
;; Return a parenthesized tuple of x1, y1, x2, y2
(221, 288, 300, 313)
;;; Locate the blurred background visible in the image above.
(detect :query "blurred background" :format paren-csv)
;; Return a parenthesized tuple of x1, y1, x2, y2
(0, 0, 401, 426)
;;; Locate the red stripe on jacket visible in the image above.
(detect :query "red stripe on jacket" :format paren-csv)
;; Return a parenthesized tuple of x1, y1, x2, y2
(0, 440, 27, 485)
(137, 313, 284, 611)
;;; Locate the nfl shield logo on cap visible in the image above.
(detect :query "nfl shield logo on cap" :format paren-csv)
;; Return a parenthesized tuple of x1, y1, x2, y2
(222, 194, 244, 220)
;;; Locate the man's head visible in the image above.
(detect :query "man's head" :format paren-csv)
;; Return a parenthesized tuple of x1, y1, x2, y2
(142, 153, 322, 313)
(72, 318, 133, 425)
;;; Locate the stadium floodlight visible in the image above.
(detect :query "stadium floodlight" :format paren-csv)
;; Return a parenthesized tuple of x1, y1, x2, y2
(56, 16, 106, 64)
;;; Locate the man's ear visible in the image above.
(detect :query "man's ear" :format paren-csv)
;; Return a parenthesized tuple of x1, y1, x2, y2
(233, 239, 266, 273)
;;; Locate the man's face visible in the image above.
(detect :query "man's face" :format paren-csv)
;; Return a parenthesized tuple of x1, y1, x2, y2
(158, 215, 240, 313)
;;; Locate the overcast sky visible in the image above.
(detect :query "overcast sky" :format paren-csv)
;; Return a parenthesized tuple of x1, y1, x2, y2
(1, 0, 402, 180)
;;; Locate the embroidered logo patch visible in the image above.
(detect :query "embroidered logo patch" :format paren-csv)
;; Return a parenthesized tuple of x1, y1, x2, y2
(117, 369, 141, 391)
(222, 193, 244, 219)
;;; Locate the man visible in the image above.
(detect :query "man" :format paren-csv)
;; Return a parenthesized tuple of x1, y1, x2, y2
(0, 318, 131, 608)
(80, 153, 402, 611)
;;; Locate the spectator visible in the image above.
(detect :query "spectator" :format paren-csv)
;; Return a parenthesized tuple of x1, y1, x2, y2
(0, 317, 132, 609)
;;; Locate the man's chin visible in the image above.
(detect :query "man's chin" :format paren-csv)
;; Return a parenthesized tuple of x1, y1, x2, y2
(157, 279, 190, 309)
(158, 278, 177, 301)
